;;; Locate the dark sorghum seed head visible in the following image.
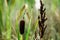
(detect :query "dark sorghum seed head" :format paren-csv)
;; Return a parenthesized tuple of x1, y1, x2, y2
(38, 16, 40, 19)
(40, 30, 44, 38)
(19, 20, 25, 35)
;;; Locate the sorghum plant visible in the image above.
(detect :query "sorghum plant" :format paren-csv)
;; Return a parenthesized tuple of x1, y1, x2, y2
(38, 0, 47, 38)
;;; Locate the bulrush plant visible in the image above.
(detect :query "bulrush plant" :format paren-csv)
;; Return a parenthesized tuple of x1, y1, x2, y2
(19, 17, 25, 35)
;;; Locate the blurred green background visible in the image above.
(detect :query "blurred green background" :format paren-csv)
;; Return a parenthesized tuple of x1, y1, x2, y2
(0, 0, 60, 40)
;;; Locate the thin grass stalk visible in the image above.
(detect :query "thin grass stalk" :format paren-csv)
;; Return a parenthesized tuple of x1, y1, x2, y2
(4, 0, 11, 40)
(16, 5, 26, 40)
(0, 0, 3, 39)
(25, 17, 32, 40)
(0, 9, 3, 39)
(25, 9, 33, 40)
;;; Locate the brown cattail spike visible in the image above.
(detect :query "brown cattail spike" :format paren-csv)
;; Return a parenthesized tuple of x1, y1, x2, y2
(19, 20, 25, 35)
